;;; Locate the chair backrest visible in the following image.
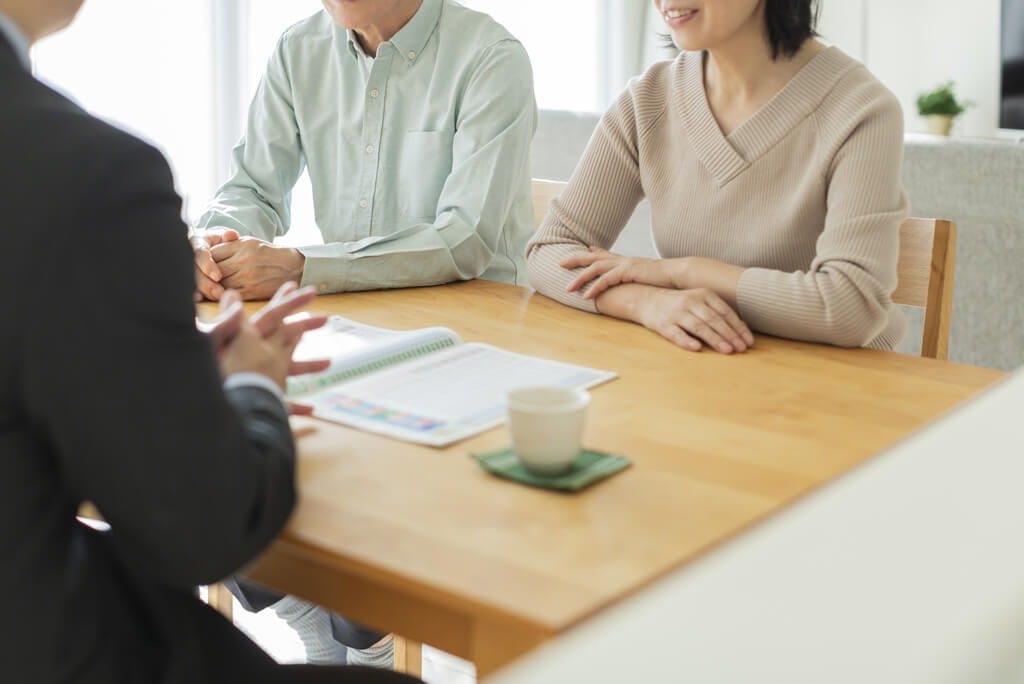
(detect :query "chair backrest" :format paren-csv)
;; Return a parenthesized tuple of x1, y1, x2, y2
(893, 218, 957, 360)
(532, 178, 567, 230)
(530, 178, 957, 360)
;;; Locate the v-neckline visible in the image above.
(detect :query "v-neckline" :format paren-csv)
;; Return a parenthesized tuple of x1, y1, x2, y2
(675, 46, 852, 187)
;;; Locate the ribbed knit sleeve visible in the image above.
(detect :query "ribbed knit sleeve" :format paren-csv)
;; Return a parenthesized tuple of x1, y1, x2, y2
(736, 79, 908, 348)
(525, 78, 653, 312)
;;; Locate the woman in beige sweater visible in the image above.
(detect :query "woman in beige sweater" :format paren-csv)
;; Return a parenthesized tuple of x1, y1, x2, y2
(526, 0, 908, 354)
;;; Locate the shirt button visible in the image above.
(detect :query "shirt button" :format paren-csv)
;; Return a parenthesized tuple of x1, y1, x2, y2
(365, 144, 375, 155)
(370, 88, 380, 98)
(359, 199, 369, 208)
(408, 51, 416, 60)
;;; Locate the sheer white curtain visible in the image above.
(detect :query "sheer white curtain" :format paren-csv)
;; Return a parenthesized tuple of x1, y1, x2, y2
(462, 0, 604, 111)
(600, 0, 676, 106)
(464, 0, 675, 112)
(33, 0, 215, 221)
(30, 2, 677, 237)
(243, 0, 326, 246)
(32, 0, 323, 233)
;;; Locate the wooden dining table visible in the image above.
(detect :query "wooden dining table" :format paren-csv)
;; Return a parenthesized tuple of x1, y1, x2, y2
(206, 279, 1003, 677)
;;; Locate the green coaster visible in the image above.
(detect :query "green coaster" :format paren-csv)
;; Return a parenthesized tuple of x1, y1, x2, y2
(471, 446, 630, 492)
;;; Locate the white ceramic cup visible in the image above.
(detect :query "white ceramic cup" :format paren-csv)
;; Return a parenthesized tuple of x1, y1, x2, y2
(506, 386, 590, 475)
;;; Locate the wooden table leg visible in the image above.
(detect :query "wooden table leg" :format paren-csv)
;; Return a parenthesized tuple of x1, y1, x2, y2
(206, 583, 234, 622)
(393, 635, 422, 676)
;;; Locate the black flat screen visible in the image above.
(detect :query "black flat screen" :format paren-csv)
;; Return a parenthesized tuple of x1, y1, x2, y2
(1003, 0, 1024, 128)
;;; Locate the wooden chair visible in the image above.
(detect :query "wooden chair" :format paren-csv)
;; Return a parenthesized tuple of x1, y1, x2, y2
(206, 583, 234, 620)
(531, 178, 567, 230)
(393, 636, 422, 676)
(528, 180, 957, 361)
(893, 218, 957, 360)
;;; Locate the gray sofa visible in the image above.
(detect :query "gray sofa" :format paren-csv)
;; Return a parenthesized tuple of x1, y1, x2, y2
(531, 111, 1024, 371)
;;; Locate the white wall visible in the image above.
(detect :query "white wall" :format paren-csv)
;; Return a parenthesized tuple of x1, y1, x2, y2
(818, 0, 1003, 137)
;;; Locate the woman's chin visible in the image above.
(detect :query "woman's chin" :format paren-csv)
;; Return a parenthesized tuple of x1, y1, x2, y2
(669, 37, 703, 52)
(665, 27, 709, 53)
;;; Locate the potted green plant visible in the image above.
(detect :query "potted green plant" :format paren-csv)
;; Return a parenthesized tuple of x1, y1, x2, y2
(916, 82, 971, 136)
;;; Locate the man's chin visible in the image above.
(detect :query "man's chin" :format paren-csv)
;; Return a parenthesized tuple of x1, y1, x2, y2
(45, 0, 88, 40)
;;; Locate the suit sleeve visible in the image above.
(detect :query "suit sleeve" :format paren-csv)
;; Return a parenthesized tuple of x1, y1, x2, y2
(23, 132, 297, 588)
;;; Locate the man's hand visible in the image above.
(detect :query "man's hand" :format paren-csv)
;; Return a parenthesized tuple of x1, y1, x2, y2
(217, 283, 327, 390)
(249, 282, 329, 377)
(191, 228, 240, 301)
(250, 282, 330, 414)
(210, 237, 307, 301)
(218, 314, 296, 390)
(200, 290, 244, 360)
(200, 283, 329, 413)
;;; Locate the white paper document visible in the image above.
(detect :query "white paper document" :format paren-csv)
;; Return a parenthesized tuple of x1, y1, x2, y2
(289, 316, 616, 446)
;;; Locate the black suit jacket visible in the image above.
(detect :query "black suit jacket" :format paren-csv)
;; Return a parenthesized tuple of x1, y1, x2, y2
(0, 34, 297, 683)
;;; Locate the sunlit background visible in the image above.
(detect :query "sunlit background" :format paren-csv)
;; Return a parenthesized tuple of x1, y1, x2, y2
(31, 0, 1014, 247)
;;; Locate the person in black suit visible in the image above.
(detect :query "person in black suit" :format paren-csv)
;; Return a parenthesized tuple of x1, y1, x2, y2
(0, 1, 422, 682)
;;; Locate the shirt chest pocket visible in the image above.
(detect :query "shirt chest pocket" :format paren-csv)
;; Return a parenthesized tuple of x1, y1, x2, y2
(397, 130, 454, 220)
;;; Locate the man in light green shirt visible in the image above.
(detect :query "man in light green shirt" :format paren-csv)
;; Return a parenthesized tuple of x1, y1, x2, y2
(195, 0, 536, 668)
(192, 0, 536, 300)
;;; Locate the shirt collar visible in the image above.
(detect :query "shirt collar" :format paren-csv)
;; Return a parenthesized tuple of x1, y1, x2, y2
(346, 28, 370, 60)
(0, 11, 31, 70)
(343, 0, 442, 64)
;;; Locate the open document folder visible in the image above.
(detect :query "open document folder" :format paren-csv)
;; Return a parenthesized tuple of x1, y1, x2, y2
(287, 315, 617, 446)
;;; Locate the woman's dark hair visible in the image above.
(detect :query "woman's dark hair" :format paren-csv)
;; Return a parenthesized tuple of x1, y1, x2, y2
(765, 0, 820, 60)
(658, 0, 821, 61)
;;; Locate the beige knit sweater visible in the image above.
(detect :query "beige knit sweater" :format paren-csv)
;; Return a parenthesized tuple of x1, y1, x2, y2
(527, 47, 908, 350)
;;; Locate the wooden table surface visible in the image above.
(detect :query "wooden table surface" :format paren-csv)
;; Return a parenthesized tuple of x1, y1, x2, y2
(210, 280, 1003, 676)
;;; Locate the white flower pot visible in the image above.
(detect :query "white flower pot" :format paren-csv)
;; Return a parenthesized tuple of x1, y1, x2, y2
(925, 114, 954, 136)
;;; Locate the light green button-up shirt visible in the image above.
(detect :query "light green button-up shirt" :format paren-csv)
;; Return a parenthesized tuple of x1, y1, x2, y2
(197, 0, 537, 292)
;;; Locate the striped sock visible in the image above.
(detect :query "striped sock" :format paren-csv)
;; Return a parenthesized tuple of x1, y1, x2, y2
(272, 596, 348, 665)
(346, 637, 395, 670)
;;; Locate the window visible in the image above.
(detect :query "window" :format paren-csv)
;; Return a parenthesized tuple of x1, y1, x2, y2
(33, 0, 214, 222)
(29, 2, 666, 247)
(244, 1, 326, 246)
(463, 0, 605, 112)
(246, 1, 325, 98)
(32, 0, 324, 243)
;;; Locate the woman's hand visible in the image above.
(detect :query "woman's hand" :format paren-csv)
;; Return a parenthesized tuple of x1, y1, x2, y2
(636, 287, 754, 354)
(561, 248, 686, 300)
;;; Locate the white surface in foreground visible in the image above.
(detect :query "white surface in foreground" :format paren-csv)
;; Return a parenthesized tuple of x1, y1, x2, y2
(489, 370, 1024, 684)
